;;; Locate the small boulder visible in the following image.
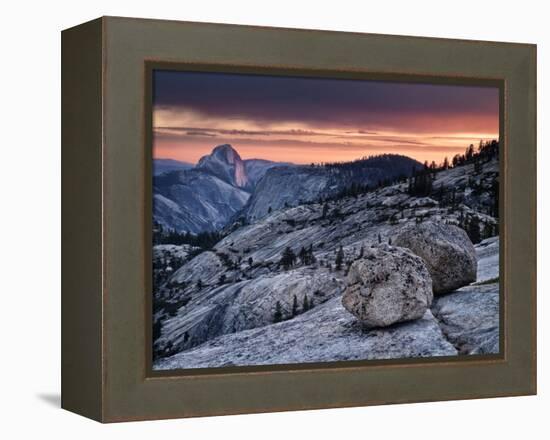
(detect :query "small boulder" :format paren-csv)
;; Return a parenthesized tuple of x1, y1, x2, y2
(342, 245, 433, 328)
(393, 222, 477, 294)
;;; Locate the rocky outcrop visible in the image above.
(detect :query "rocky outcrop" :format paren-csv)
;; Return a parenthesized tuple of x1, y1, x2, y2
(169, 251, 225, 287)
(244, 154, 422, 221)
(153, 244, 198, 262)
(393, 222, 477, 294)
(475, 236, 499, 283)
(197, 144, 249, 188)
(244, 159, 291, 186)
(342, 245, 433, 328)
(155, 268, 345, 356)
(154, 170, 250, 234)
(431, 282, 499, 354)
(154, 296, 457, 370)
(243, 165, 337, 221)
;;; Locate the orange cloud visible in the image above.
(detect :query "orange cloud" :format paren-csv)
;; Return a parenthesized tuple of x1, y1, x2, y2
(153, 109, 498, 165)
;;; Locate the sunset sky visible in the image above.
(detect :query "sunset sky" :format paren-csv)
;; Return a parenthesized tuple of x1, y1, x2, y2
(152, 70, 499, 165)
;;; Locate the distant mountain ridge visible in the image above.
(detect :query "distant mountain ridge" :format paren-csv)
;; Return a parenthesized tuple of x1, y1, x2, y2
(154, 145, 284, 234)
(154, 169, 250, 234)
(243, 154, 422, 221)
(153, 158, 193, 176)
(154, 144, 422, 234)
(244, 159, 293, 186)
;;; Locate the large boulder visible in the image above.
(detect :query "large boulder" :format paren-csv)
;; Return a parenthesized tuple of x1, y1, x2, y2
(393, 222, 477, 294)
(342, 245, 433, 328)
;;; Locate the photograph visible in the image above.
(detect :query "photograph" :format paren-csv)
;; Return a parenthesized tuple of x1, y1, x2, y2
(151, 69, 501, 371)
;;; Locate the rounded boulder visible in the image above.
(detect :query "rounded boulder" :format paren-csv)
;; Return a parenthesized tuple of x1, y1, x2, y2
(342, 245, 433, 328)
(393, 222, 477, 294)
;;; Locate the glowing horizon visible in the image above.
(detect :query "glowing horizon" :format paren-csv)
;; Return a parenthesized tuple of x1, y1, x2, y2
(152, 70, 499, 166)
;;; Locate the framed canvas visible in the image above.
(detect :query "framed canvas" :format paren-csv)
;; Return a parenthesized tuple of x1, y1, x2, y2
(61, 16, 536, 422)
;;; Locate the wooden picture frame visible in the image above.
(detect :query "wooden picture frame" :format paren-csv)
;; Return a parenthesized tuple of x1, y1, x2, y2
(62, 16, 536, 422)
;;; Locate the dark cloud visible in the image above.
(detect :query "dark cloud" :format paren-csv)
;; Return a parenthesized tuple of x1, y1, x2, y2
(185, 130, 218, 137)
(153, 69, 499, 128)
(153, 130, 453, 153)
(356, 130, 379, 135)
(155, 126, 335, 138)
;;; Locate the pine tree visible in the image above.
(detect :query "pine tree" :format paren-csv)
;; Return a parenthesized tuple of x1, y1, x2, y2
(451, 188, 457, 209)
(474, 158, 482, 173)
(302, 295, 310, 313)
(436, 183, 444, 202)
(466, 216, 481, 244)
(322, 203, 329, 219)
(335, 245, 344, 270)
(292, 294, 298, 317)
(466, 144, 475, 161)
(273, 301, 283, 323)
(308, 244, 316, 264)
(299, 246, 307, 265)
(197, 278, 203, 290)
(407, 167, 432, 197)
(430, 161, 437, 179)
(298, 244, 316, 265)
(280, 246, 296, 270)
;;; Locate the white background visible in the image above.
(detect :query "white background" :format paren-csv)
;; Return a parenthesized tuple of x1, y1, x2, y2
(0, 0, 546, 438)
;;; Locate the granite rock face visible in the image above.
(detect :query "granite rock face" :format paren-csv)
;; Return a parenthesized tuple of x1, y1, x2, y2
(196, 144, 250, 188)
(154, 296, 457, 370)
(153, 171, 250, 234)
(154, 268, 345, 357)
(431, 282, 499, 354)
(393, 222, 477, 294)
(169, 251, 225, 287)
(243, 154, 422, 222)
(342, 245, 433, 328)
(475, 236, 499, 283)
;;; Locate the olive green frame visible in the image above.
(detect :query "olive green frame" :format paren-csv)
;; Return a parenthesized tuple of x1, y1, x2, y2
(62, 16, 536, 423)
(143, 63, 507, 377)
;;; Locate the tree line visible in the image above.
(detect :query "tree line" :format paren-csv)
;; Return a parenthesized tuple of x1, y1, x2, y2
(273, 293, 314, 323)
(324, 140, 499, 203)
(153, 221, 224, 249)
